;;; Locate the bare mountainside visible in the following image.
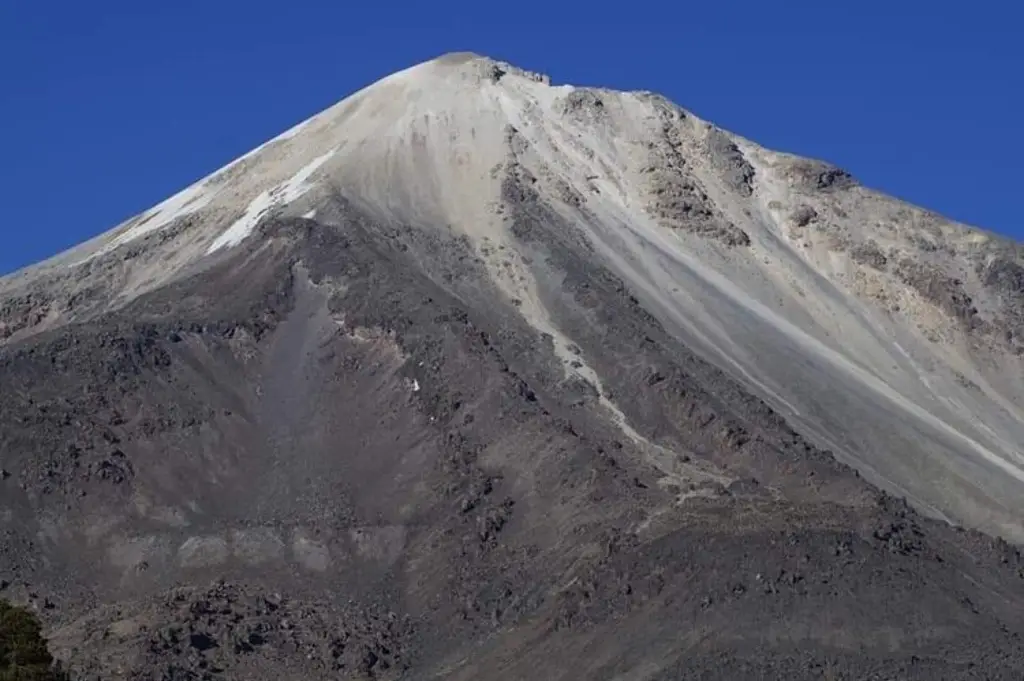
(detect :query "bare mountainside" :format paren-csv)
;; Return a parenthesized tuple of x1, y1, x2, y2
(1, 53, 1023, 679)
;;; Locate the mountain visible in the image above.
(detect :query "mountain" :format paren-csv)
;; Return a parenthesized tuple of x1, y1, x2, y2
(1, 52, 1023, 679)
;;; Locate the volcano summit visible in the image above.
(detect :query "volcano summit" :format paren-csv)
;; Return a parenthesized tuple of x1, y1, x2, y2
(2, 53, 1024, 679)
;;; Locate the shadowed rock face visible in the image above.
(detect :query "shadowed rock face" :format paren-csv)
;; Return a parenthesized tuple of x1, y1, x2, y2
(2, 54, 1024, 679)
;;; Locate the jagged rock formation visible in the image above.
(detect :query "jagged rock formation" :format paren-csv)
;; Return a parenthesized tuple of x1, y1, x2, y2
(1, 52, 1023, 679)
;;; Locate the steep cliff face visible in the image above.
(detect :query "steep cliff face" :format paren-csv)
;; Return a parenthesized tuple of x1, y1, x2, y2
(2, 53, 1023, 679)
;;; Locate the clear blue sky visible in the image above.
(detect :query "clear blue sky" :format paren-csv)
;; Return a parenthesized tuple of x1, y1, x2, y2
(1, 1, 1019, 275)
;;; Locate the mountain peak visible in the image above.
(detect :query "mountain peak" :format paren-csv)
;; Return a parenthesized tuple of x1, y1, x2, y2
(3, 53, 1024, 547)
(432, 50, 487, 63)
(428, 50, 553, 84)
(5, 53, 1024, 679)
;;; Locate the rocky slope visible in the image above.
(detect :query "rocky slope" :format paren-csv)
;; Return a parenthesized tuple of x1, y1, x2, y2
(1, 52, 1023, 679)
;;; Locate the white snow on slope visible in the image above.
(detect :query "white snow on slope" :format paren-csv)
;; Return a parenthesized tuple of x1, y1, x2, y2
(123, 181, 216, 243)
(63, 111, 333, 268)
(70, 179, 217, 266)
(206, 150, 335, 253)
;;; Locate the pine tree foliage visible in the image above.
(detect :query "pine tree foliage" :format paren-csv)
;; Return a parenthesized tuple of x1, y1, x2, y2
(0, 600, 67, 681)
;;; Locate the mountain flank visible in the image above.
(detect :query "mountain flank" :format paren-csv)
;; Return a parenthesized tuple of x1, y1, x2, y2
(2, 52, 1023, 679)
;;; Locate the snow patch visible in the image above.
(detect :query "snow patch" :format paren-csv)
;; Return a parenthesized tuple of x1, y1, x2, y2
(122, 181, 215, 244)
(72, 179, 217, 266)
(206, 151, 335, 254)
(302, 209, 317, 219)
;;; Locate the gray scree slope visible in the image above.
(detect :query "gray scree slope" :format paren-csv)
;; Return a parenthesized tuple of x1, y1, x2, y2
(1, 53, 1023, 679)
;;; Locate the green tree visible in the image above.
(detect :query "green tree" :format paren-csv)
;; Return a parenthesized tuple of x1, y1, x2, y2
(0, 600, 66, 681)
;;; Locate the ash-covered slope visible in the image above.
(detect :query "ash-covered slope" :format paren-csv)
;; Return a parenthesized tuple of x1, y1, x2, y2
(2, 53, 1024, 679)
